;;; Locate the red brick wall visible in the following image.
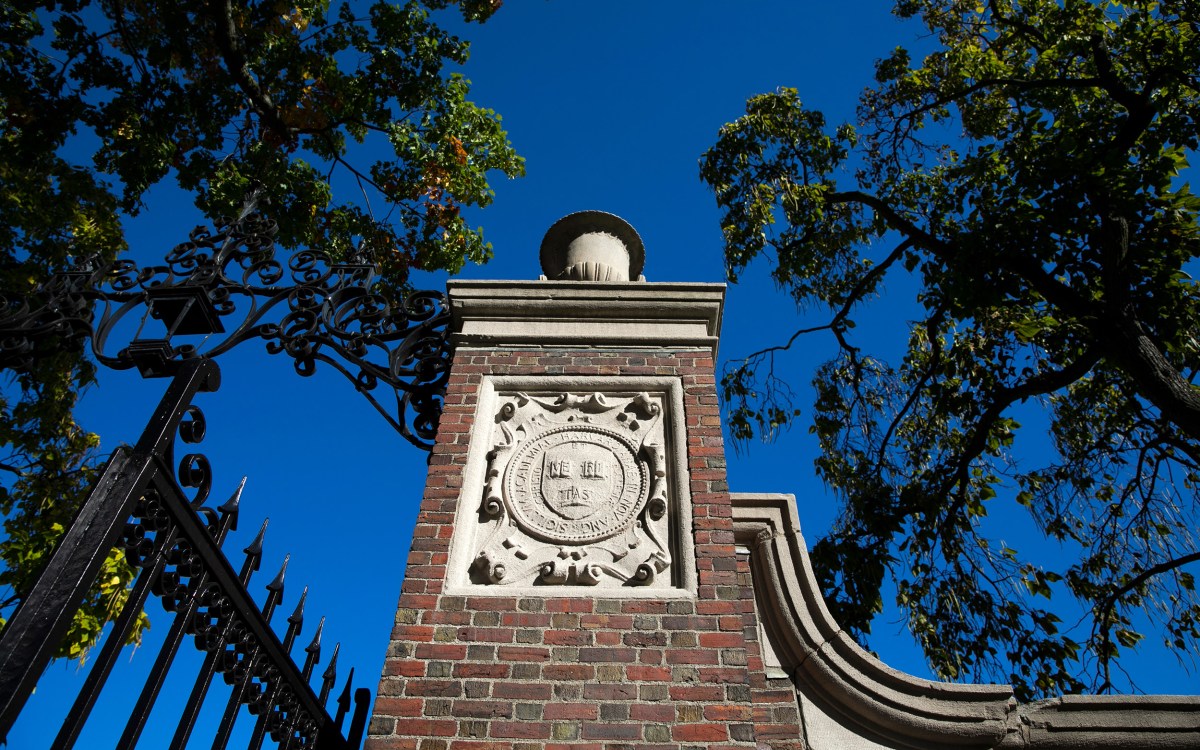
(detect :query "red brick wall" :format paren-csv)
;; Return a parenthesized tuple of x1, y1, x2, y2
(736, 549, 805, 749)
(367, 348, 780, 750)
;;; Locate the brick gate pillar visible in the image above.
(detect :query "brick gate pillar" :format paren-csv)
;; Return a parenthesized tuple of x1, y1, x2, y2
(367, 212, 772, 750)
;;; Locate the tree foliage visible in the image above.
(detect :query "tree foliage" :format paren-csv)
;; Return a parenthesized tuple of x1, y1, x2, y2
(0, 0, 522, 659)
(701, 0, 1200, 699)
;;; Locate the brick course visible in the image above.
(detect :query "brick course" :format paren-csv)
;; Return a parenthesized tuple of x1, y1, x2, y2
(368, 348, 794, 749)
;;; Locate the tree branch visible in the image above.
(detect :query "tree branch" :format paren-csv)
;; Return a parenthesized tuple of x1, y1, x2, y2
(827, 190, 951, 254)
(875, 306, 948, 467)
(894, 75, 1106, 132)
(1094, 549, 1200, 679)
(936, 349, 1102, 532)
(730, 238, 914, 366)
(986, 0, 1048, 46)
(208, 0, 292, 141)
(1102, 312, 1200, 443)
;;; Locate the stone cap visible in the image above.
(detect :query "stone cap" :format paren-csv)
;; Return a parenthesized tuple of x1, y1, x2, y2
(540, 211, 645, 282)
(447, 280, 724, 356)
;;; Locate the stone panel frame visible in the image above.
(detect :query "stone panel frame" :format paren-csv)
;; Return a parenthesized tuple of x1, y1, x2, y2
(444, 374, 697, 598)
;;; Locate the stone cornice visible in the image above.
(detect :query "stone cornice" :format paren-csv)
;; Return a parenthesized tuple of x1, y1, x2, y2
(731, 492, 1200, 749)
(447, 280, 725, 356)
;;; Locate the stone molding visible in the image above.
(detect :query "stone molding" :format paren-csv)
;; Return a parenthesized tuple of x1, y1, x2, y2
(731, 492, 1200, 750)
(447, 280, 725, 356)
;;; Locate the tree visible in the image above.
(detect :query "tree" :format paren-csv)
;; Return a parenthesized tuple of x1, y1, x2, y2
(700, 0, 1200, 700)
(0, 0, 522, 660)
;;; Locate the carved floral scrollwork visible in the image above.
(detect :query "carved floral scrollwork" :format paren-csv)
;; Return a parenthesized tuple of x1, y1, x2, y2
(470, 391, 678, 590)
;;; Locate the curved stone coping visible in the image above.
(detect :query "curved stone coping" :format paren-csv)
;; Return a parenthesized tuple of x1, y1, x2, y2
(731, 493, 1200, 749)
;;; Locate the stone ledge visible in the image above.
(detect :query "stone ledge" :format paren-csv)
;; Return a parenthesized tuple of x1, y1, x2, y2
(447, 280, 725, 356)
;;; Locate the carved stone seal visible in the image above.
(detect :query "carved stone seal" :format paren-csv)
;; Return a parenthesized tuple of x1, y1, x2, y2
(465, 388, 682, 590)
(505, 424, 647, 544)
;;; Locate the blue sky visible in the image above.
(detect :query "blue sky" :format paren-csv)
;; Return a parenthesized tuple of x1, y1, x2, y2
(11, 2, 1197, 746)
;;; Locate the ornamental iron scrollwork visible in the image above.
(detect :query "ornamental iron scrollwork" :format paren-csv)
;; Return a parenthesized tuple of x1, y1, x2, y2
(0, 198, 451, 450)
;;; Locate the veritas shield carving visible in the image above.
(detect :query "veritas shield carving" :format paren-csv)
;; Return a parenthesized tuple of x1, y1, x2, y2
(539, 440, 616, 520)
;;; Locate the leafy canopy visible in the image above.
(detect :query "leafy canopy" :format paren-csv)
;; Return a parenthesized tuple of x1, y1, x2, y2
(0, 0, 522, 659)
(701, 0, 1200, 699)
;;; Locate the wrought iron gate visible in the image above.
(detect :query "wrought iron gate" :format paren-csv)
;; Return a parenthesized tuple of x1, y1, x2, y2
(0, 198, 452, 747)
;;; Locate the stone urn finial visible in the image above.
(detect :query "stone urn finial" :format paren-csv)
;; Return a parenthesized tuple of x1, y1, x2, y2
(539, 211, 645, 282)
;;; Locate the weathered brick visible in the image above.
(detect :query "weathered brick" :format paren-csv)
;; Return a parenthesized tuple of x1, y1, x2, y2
(393, 719, 455, 737)
(665, 648, 720, 665)
(644, 724, 672, 743)
(599, 703, 629, 721)
(673, 723, 730, 742)
(514, 629, 542, 644)
(595, 664, 624, 682)
(625, 665, 672, 681)
(450, 701, 513, 719)
(491, 682, 552, 701)
(582, 683, 637, 701)
(543, 703, 600, 720)
(466, 645, 495, 661)
(705, 704, 754, 722)
(544, 629, 592, 646)
(489, 721, 551, 740)
(669, 684, 725, 702)
(456, 719, 488, 738)
(452, 663, 509, 679)
(405, 681, 462, 698)
(581, 722, 641, 741)
(414, 643, 467, 661)
(510, 663, 541, 679)
(514, 703, 543, 721)
(495, 646, 550, 662)
(578, 647, 636, 663)
(542, 664, 594, 681)
(456, 627, 514, 643)
(699, 632, 745, 648)
(624, 631, 668, 647)
(463, 681, 490, 699)
(372, 698, 423, 718)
